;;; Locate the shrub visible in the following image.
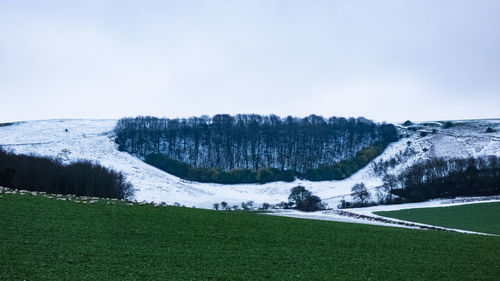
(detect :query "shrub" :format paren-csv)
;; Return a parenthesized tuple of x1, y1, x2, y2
(241, 201, 255, 210)
(443, 121, 453, 129)
(0, 122, 14, 127)
(277, 201, 293, 209)
(260, 203, 271, 210)
(256, 168, 274, 184)
(145, 154, 190, 178)
(145, 153, 297, 184)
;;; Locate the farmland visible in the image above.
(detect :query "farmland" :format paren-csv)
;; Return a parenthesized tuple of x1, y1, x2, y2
(1, 193, 499, 280)
(375, 201, 500, 235)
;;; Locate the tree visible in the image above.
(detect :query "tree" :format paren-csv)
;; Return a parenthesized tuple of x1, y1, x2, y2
(351, 183, 371, 205)
(213, 203, 219, 210)
(288, 186, 311, 210)
(220, 201, 228, 210)
(241, 201, 255, 210)
(260, 203, 271, 210)
(288, 185, 325, 211)
(382, 174, 398, 203)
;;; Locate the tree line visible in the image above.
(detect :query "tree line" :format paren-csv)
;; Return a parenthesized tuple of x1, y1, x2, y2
(115, 114, 398, 183)
(383, 156, 500, 202)
(0, 148, 133, 199)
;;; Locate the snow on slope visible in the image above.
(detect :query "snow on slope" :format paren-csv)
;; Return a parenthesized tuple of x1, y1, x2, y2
(0, 119, 499, 210)
(0, 119, 376, 208)
(375, 119, 500, 177)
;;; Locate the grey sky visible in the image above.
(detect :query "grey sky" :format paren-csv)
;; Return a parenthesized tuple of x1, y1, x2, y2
(1, 0, 499, 123)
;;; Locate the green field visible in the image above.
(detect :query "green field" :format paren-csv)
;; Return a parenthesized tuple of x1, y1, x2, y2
(1, 194, 499, 280)
(375, 202, 500, 235)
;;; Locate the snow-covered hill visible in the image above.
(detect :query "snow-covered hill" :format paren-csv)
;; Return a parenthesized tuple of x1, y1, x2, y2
(0, 119, 499, 209)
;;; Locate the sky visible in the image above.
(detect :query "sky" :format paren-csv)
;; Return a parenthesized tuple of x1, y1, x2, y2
(1, 0, 499, 123)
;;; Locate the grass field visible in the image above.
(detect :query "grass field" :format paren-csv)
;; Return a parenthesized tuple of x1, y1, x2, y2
(375, 202, 500, 235)
(1, 193, 499, 280)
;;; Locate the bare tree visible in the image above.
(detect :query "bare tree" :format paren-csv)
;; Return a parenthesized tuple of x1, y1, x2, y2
(351, 183, 371, 205)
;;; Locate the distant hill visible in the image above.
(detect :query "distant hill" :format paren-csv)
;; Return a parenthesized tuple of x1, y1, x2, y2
(0, 118, 498, 208)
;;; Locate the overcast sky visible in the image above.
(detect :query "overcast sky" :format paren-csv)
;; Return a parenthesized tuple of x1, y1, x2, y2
(1, 0, 499, 123)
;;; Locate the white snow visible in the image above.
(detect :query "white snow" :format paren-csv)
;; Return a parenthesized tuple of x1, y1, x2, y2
(0, 119, 379, 208)
(348, 196, 500, 215)
(268, 209, 405, 228)
(0, 118, 499, 233)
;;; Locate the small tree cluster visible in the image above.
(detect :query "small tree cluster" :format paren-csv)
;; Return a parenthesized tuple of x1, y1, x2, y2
(0, 148, 133, 199)
(386, 156, 500, 202)
(288, 186, 326, 211)
(241, 200, 255, 210)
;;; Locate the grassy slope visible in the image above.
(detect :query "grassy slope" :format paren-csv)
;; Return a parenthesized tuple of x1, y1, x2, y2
(1, 194, 499, 280)
(375, 202, 500, 235)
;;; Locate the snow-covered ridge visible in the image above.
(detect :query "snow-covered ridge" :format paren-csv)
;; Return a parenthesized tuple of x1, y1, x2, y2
(0, 118, 498, 209)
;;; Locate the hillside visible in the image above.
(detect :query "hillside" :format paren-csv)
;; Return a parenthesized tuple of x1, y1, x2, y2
(0, 118, 499, 209)
(115, 115, 398, 183)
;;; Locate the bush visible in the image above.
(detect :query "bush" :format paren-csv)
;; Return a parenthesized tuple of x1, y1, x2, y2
(145, 153, 296, 184)
(403, 120, 413, 126)
(145, 154, 190, 178)
(0, 122, 14, 127)
(256, 168, 274, 184)
(241, 201, 255, 210)
(443, 122, 453, 129)
(277, 201, 293, 209)
(260, 203, 271, 210)
(486, 127, 495, 133)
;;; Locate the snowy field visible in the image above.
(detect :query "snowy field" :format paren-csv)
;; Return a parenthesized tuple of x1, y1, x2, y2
(0, 118, 499, 229)
(0, 119, 385, 208)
